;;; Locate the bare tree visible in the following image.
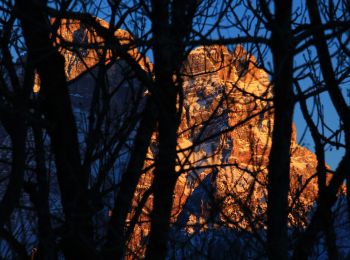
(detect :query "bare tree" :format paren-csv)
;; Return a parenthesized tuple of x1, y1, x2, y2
(0, 0, 349, 259)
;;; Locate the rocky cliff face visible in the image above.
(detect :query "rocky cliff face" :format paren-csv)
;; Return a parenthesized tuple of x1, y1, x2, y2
(34, 17, 151, 92)
(51, 19, 322, 257)
(172, 45, 320, 228)
(55, 17, 151, 80)
(128, 46, 322, 256)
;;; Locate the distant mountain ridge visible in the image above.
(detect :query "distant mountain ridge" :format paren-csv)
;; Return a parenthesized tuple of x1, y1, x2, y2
(52, 18, 331, 258)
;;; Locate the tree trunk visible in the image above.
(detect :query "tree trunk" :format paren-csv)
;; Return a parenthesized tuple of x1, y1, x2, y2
(267, 1, 294, 259)
(16, 0, 94, 258)
(297, 82, 339, 259)
(292, 0, 350, 258)
(292, 154, 350, 259)
(144, 1, 198, 258)
(0, 116, 26, 228)
(32, 127, 56, 259)
(145, 108, 179, 260)
(104, 99, 157, 259)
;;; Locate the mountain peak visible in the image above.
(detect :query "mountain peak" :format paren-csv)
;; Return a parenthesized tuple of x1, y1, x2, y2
(53, 18, 151, 81)
(46, 19, 324, 256)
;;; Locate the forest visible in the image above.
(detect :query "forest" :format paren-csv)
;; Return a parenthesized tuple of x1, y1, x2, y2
(0, 0, 350, 259)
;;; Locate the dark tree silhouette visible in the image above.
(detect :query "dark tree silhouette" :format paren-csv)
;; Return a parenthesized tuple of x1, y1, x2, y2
(0, 0, 349, 259)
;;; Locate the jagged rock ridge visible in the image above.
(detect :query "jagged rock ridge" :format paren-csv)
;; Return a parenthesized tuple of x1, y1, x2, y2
(52, 19, 322, 258)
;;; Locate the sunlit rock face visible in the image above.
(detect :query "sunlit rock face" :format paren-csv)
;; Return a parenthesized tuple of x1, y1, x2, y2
(33, 18, 151, 134)
(127, 46, 322, 257)
(170, 45, 320, 231)
(54, 17, 151, 80)
(54, 18, 323, 258)
(33, 18, 151, 93)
